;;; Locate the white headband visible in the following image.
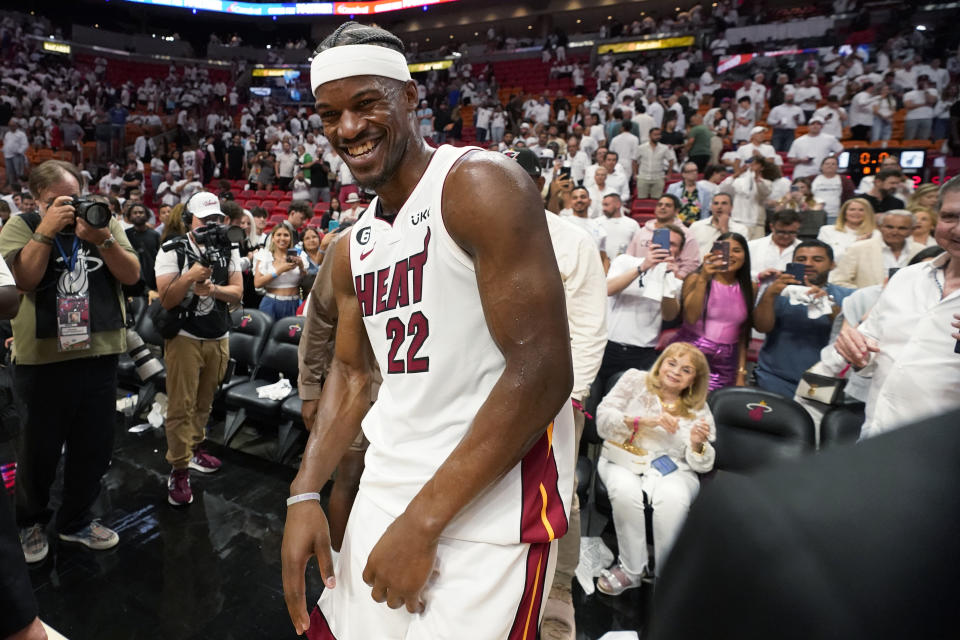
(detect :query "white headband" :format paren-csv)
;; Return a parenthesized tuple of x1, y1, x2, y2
(310, 44, 412, 95)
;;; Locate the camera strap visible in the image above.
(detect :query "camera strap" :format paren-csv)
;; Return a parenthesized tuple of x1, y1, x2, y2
(53, 235, 80, 276)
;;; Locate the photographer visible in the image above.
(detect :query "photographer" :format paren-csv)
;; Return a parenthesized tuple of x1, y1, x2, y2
(0, 160, 139, 563)
(155, 192, 242, 506)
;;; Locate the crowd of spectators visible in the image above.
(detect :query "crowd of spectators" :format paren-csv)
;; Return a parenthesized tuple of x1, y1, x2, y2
(1, 3, 959, 639)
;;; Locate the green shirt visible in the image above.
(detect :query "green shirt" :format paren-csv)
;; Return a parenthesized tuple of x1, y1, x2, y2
(688, 124, 713, 157)
(300, 153, 313, 181)
(0, 216, 135, 365)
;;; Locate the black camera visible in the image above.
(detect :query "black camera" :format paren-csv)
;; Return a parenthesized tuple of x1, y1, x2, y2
(71, 197, 112, 229)
(191, 221, 245, 268)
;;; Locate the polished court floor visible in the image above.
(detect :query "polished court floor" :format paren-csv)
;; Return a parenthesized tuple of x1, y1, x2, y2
(19, 416, 648, 640)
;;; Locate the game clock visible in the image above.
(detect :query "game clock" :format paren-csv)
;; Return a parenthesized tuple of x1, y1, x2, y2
(838, 148, 925, 180)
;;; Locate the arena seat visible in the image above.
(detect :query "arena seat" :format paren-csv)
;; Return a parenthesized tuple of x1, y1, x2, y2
(707, 386, 816, 473)
(222, 316, 305, 460)
(215, 309, 274, 405)
(819, 402, 865, 449)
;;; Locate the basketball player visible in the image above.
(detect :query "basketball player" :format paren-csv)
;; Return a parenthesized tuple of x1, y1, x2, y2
(281, 23, 576, 640)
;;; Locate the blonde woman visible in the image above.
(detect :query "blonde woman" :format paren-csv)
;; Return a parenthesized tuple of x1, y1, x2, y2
(160, 202, 187, 242)
(910, 207, 939, 247)
(253, 223, 307, 319)
(595, 343, 716, 594)
(817, 197, 879, 262)
(907, 183, 939, 212)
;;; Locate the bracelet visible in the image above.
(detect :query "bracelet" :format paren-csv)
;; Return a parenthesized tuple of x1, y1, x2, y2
(269, 266, 278, 278)
(31, 231, 53, 246)
(286, 492, 322, 507)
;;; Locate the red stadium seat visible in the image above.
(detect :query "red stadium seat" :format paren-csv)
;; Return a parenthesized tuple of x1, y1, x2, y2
(244, 200, 261, 209)
(259, 200, 278, 210)
(269, 190, 285, 199)
(271, 207, 288, 218)
(268, 213, 286, 224)
(313, 202, 329, 213)
(254, 190, 271, 198)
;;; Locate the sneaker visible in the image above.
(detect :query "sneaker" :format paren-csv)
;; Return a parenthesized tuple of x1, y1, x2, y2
(168, 468, 193, 505)
(58, 520, 119, 550)
(188, 447, 222, 474)
(20, 523, 48, 563)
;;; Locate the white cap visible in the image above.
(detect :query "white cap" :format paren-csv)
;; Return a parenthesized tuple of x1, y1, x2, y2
(186, 191, 223, 218)
(345, 192, 361, 204)
(750, 126, 766, 136)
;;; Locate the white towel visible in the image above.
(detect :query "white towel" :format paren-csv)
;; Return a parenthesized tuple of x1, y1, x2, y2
(256, 376, 293, 400)
(641, 263, 683, 302)
(780, 284, 834, 319)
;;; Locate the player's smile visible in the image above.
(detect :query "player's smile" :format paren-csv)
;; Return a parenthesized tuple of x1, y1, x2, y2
(341, 135, 385, 175)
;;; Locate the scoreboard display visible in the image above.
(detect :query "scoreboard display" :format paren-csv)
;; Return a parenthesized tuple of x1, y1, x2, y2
(838, 148, 926, 181)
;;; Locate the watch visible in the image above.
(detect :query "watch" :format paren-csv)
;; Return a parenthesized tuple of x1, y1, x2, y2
(97, 236, 116, 250)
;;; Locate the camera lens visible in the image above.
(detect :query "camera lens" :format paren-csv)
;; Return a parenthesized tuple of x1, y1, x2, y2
(77, 201, 112, 229)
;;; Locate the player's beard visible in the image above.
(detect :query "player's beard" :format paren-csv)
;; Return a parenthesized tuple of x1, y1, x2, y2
(355, 132, 410, 192)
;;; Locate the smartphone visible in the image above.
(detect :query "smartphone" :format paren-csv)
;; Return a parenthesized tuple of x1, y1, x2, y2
(286, 248, 299, 263)
(328, 220, 340, 231)
(651, 454, 678, 476)
(558, 166, 572, 180)
(711, 240, 730, 269)
(785, 262, 806, 283)
(652, 228, 671, 252)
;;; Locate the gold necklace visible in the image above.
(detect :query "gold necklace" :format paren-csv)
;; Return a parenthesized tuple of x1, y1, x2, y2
(660, 397, 681, 413)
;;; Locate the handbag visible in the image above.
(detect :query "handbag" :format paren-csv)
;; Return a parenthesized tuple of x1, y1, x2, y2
(148, 242, 204, 340)
(147, 298, 197, 340)
(797, 369, 848, 406)
(600, 440, 650, 474)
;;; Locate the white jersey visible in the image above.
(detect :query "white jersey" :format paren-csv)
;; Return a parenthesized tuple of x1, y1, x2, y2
(349, 145, 574, 545)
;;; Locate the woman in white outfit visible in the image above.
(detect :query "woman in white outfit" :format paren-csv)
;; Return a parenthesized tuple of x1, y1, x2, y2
(595, 342, 716, 595)
(817, 197, 879, 262)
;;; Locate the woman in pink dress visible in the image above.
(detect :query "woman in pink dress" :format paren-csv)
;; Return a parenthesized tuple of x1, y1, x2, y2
(670, 232, 755, 389)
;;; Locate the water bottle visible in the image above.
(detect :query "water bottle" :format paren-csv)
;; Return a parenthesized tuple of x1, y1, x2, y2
(122, 393, 135, 419)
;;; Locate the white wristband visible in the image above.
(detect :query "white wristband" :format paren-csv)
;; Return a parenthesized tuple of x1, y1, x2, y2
(286, 492, 322, 507)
